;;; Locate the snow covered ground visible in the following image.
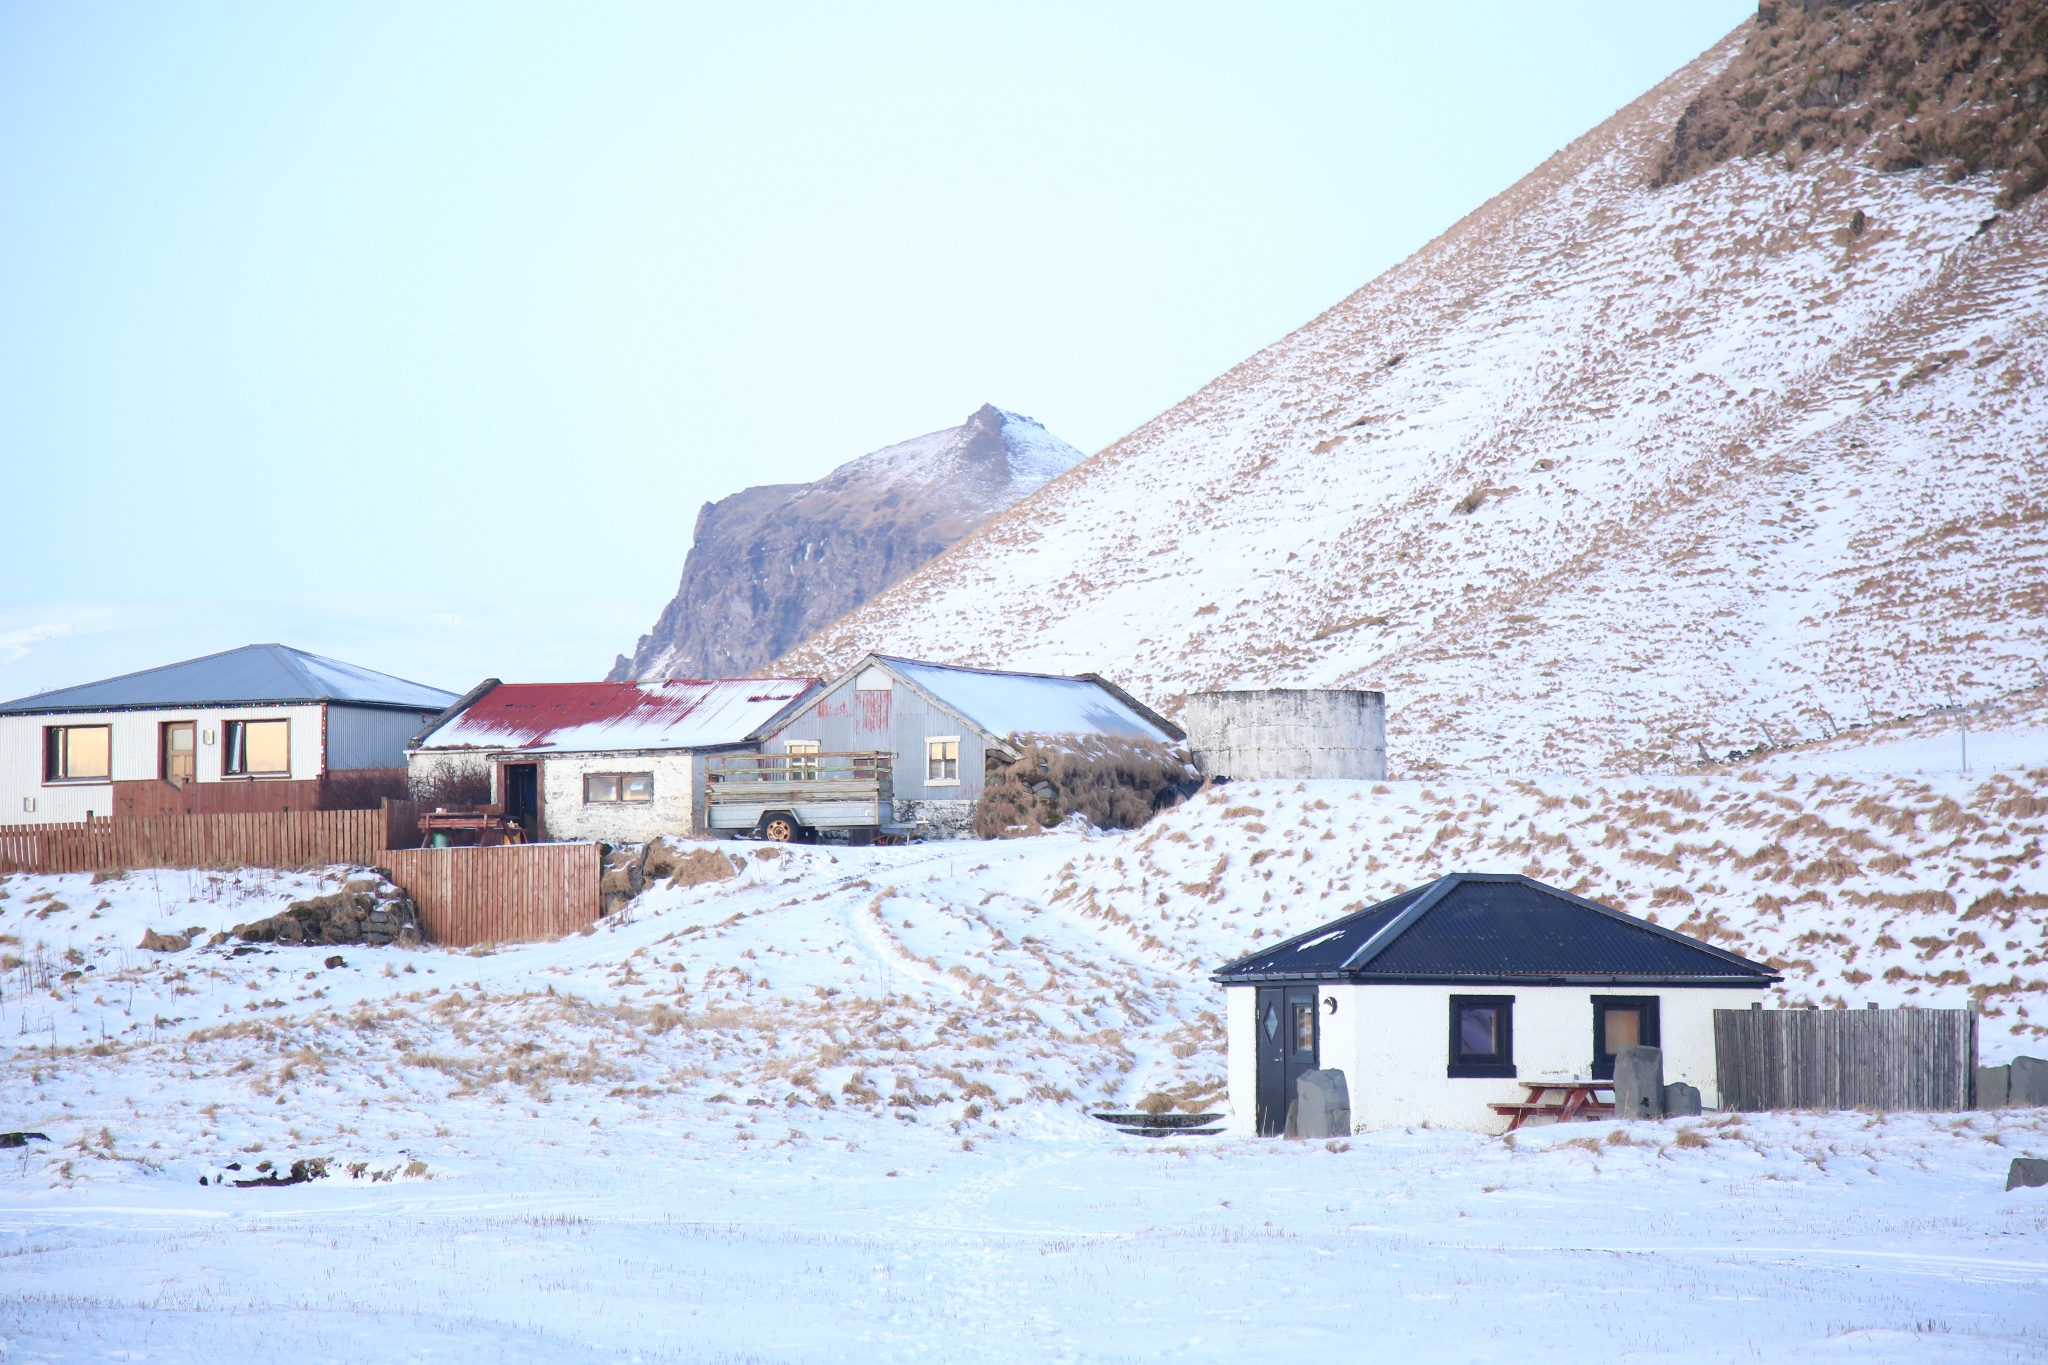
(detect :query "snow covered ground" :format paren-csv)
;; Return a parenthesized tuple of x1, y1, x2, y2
(2, 758, 2044, 1360)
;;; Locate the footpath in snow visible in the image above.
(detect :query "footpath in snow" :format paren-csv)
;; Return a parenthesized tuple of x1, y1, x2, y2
(1, 757, 2044, 1361)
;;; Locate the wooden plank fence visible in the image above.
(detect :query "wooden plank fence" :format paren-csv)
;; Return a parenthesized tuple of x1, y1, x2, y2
(382, 843, 602, 947)
(0, 811, 387, 874)
(1714, 1007, 1977, 1113)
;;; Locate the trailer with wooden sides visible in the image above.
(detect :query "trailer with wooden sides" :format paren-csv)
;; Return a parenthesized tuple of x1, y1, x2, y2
(704, 751, 898, 841)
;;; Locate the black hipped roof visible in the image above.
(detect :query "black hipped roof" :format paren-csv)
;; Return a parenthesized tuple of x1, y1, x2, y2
(1212, 873, 1778, 988)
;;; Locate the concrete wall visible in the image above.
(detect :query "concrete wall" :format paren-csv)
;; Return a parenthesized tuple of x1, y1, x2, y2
(1183, 689, 1386, 782)
(537, 751, 701, 844)
(1, 703, 326, 824)
(1225, 981, 1750, 1134)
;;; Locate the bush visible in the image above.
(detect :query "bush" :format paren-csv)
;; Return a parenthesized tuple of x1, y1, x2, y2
(409, 762, 493, 807)
(975, 733, 1200, 838)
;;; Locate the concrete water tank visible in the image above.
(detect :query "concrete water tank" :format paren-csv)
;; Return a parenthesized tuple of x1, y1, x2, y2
(1183, 689, 1386, 781)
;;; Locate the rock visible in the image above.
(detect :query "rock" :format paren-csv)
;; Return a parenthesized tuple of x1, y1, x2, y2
(640, 837, 679, 879)
(1613, 1046, 1664, 1120)
(324, 955, 347, 969)
(2008, 1158, 2048, 1192)
(138, 928, 191, 952)
(1662, 1081, 1702, 1118)
(1977, 1065, 2010, 1109)
(0, 1131, 51, 1148)
(234, 876, 423, 950)
(2010, 1056, 2048, 1108)
(668, 847, 739, 889)
(599, 868, 635, 897)
(1292, 1069, 1351, 1140)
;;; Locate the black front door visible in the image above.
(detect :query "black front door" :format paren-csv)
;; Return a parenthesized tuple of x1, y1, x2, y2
(1254, 985, 1320, 1135)
(503, 763, 540, 839)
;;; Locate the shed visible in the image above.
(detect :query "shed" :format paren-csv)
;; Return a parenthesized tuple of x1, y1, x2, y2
(753, 653, 1182, 838)
(0, 644, 457, 823)
(1212, 873, 1780, 1135)
(406, 677, 821, 842)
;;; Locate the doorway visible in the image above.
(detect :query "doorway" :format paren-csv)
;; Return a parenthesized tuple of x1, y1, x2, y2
(502, 763, 541, 840)
(1254, 985, 1320, 1136)
(161, 722, 196, 785)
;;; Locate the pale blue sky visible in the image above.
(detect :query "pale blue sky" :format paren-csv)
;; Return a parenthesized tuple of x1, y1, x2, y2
(0, 2, 1751, 698)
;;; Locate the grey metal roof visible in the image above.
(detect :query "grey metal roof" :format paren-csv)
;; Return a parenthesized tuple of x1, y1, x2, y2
(0, 644, 459, 715)
(1213, 873, 1778, 987)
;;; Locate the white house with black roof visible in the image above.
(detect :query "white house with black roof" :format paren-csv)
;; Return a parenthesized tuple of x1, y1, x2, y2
(1213, 872, 1780, 1135)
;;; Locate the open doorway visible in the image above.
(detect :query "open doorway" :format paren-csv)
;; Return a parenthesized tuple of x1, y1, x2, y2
(501, 762, 541, 841)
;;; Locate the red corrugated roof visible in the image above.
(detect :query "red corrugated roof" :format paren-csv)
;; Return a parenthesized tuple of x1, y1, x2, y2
(418, 679, 820, 752)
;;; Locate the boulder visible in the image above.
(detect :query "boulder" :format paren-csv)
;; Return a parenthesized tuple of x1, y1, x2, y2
(234, 876, 423, 949)
(2010, 1056, 2048, 1108)
(1613, 1045, 1665, 1120)
(138, 928, 190, 953)
(1662, 1081, 1703, 1117)
(1292, 1069, 1352, 1139)
(2007, 1158, 2048, 1192)
(1977, 1065, 2010, 1109)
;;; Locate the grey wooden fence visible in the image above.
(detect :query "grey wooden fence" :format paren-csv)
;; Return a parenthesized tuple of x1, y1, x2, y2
(1714, 1007, 1977, 1112)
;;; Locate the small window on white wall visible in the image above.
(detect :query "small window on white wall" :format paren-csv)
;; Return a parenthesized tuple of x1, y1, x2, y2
(925, 737, 960, 785)
(585, 772, 653, 803)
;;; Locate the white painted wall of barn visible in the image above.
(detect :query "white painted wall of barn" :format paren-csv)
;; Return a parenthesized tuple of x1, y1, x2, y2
(0, 703, 325, 824)
(1226, 981, 1752, 1134)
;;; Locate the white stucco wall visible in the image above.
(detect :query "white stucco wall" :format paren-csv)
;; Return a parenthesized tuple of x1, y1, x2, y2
(538, 752, 700, 844)
(0, 704, 325, 823)
(1227, 982, 1758, 1134)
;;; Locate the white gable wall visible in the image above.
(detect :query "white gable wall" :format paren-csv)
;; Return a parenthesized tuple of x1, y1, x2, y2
(1227, 982, 1749, 1134)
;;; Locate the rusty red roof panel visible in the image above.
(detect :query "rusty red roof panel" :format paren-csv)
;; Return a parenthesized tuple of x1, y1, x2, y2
(416, 678, 820, 753)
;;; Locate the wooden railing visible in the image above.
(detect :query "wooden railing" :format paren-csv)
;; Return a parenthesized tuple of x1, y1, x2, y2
(705, 751, 892, 803)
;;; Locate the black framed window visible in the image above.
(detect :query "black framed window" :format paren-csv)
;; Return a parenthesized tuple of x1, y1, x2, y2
(1591, 996, 1660, 1080)
(1448, 995, 1516, 1078)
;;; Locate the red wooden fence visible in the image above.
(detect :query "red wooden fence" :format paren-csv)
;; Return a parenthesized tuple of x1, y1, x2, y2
(0, 811, 387, 874)
(382, 843, 603, 946)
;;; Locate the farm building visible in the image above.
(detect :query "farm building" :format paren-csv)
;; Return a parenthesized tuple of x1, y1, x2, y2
(406, 678, 821, 842)
(0, 644, 457, 824)
(750, 654, 1185, 839)
(1213, 873, 1780, 1135)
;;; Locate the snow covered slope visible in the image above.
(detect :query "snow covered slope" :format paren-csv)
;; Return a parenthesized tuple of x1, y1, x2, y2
(783, 20, 2048, 775)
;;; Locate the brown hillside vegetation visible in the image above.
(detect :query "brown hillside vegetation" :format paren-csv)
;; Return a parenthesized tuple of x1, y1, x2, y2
(1659, 0, 2048, 207)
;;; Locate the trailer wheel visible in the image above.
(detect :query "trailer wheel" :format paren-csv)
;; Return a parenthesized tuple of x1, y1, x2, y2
(759, 812, 802, 843)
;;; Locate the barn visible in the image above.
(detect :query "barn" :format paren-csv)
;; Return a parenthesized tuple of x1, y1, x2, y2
(1213, 873, 1780, 1135)
(753, 653, 1183, 838)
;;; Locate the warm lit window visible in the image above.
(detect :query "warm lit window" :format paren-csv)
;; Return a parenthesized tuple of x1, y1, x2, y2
(44, 725, 111, 782)
(585, 772, 653, 804)
(786, 740, 820, 780)
(223, 719, 290, 776)
(1592, 996, 1661, 1079)
(1448, 995, 1516, 1078)
(925, 737, 960, 785)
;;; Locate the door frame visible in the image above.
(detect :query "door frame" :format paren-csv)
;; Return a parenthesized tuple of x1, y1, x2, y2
(160, 720, 197, 786)
(1253, 983, 1320, 1136)
(497, 760, 544, 841)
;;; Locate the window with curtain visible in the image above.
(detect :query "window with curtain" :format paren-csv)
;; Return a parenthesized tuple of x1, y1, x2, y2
(223, 720, 290, 775)
(43, 725, 111, 781)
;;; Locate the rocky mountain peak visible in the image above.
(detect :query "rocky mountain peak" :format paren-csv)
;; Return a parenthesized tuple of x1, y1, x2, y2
(610, 407, 1086, 682)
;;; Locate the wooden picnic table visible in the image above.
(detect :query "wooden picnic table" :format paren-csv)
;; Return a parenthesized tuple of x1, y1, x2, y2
(1489, 1079, 1616, 1131)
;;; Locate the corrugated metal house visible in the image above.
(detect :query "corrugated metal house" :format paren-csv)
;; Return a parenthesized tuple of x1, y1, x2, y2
(406, 678, 821, 842)
(1213, 873, 1779, 1135)
(754, 653, 1182, 838)
(0, 644, 458, 824)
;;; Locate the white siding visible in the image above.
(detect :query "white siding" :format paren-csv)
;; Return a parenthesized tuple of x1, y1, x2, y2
(0, 704, 325, 824)
(1228, 982, 1754, 1134)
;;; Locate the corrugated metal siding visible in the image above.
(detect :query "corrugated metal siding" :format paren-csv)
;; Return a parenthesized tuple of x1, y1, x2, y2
(327, 704, 440, 771)
(767, 680, 986, 801)
(383, 843, 601, 946)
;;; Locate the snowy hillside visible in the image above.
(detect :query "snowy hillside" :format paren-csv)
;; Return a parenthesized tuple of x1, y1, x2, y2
(3, 761, 2046, 1357)
(782, 19, 2048, 775)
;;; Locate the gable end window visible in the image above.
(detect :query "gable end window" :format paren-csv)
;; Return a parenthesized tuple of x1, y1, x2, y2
(223, 719, 290, 777)
(44, 725, 112, 782)
(1447, 995, 1516, 1078)
(925, 737, 960, 785)
(585, 772, 653, 804)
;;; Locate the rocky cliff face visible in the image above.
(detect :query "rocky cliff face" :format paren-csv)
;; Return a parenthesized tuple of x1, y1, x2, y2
(610, 405, 1084, 681)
